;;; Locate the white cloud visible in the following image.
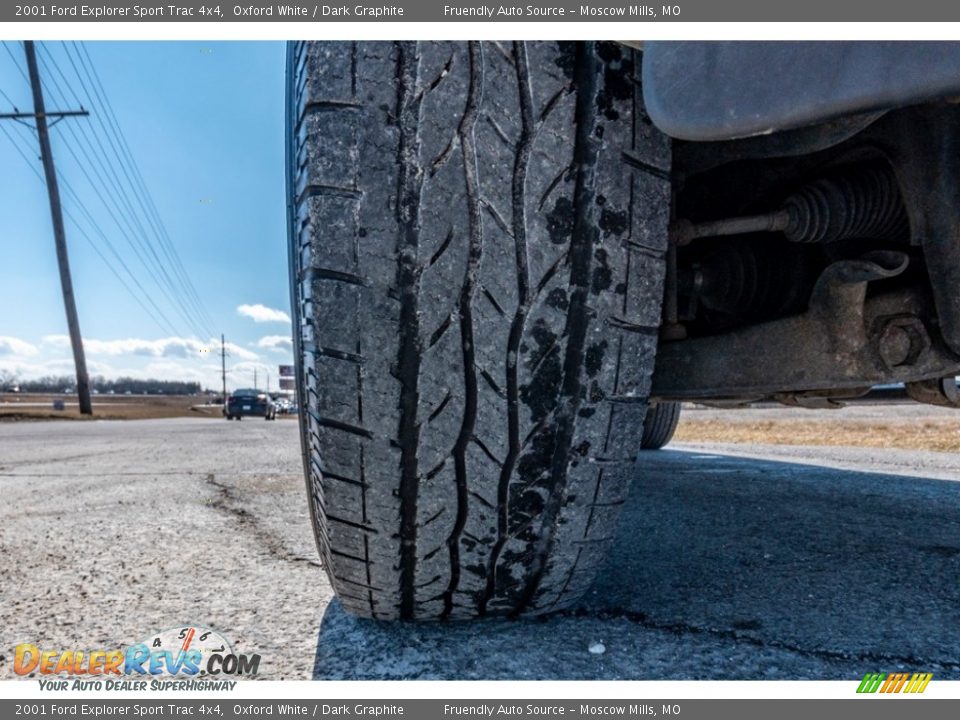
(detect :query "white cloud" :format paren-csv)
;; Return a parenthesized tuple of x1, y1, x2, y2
(237, 304, 291, 324)
(256, 335, 293, 354)
(0, 336, 39, 356)
(42, 334, 261, 361)
(2, 335, 275, 391)
(221, 340, 259, 362)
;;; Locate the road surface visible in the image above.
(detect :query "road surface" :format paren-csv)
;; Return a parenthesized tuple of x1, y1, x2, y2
(0, 416, 957, 680)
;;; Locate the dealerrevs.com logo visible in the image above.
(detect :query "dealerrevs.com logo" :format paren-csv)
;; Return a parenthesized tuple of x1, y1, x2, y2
(15, 625, 260, 690)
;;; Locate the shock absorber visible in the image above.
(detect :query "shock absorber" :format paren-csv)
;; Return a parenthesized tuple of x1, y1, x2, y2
(672, 163, 908, 246)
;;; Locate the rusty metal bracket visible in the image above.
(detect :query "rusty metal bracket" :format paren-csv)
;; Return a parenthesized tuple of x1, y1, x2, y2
(905, 377, 960, 408)
(651, 253, 960, 404)
(868, 105, 960, 357)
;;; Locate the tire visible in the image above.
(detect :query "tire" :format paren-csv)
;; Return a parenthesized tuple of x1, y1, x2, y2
(640, 402, 681, 450)
(287, 41, 670, 620)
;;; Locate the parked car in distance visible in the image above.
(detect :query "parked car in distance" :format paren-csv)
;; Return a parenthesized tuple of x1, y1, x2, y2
(225, 388, 276, 420)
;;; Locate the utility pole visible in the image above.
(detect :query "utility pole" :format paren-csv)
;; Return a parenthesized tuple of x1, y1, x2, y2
(1, 42, 92, 414)
(221, 333, 227, 401)
(254, 367, 258, 390)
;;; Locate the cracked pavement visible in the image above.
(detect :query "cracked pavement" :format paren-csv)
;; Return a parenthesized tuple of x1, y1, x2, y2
(1, 417, 957, 680)
(0, 417, 325, 680)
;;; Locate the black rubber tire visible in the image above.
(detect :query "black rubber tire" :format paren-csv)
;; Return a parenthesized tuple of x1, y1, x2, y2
(287, 41, 670, 620)
(640, 402, 681, 450)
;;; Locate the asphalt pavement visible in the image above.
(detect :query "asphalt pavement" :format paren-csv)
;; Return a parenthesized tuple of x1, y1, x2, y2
(1, 416, 957, 680)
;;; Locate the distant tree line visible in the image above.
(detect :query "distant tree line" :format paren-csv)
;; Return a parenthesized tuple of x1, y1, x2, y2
(0, 371, 203, 395)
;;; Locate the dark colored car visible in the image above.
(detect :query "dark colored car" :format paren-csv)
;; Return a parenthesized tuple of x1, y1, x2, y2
(225, 389, 276, 421)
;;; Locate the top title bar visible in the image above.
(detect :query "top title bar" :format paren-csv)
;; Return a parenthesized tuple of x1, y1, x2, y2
(6, 0, 960, 22)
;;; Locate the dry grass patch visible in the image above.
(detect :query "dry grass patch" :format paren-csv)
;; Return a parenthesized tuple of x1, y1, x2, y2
(0, 394, 223, 421)
(675, 418, 960, 453)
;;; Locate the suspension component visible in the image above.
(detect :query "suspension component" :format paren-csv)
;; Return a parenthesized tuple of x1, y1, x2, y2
(672, 163, 908, 246)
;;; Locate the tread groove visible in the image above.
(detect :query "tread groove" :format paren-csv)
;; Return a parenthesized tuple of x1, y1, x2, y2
(317, 417, 374, 439)
(471, 435, 503, 467)
(296, 183, 362, 204)
(427, 392, 453, 422)
(481, 285, 507, 316)
(307, 267, 366, 286)
(479, 367, 506, 397)
(514, 42, 602, 615)
(428, 228, 455, 267)
(608, 316, 659, 335)
(320, 468, 366, 487)
(443, 44, 484, 617)
(538, 163, 573, 211)
(485, 114, 515, 148)
(327, 515, 379, 533)
(394, 40, 426, 621)
(621, 150, 670, 180)
(415, 53, 455, 103)
(319, 346, 365, 363)
(539, 86, 571, 125)
(480, 40, 535, 616)
(481, 199, 513, 238)
(428, 314, 454, 348)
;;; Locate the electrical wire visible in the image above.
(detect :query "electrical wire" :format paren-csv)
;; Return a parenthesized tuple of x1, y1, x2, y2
(1, 41, 30, 85)
(75, 43, 219, 335)
(0, 121, 183, 338)
(0, 85, 19, 110)
(36, 44, 211, 339)
(66, 42, 217, 336)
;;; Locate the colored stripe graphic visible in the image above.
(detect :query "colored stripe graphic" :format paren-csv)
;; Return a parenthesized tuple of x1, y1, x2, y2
(857, 673, 885, 693)
(857, 672, 932, 693)
(906, 673, 933, 693)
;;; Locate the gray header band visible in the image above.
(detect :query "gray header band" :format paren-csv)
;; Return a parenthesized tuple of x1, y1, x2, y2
(5, 1, 960, 22)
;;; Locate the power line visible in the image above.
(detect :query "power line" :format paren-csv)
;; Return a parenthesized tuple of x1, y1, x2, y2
(39, 46, 208, 337)
(0, 85, 18, 110)
(1, 41, 30, 85)
(3, 41, 221, 353)
(72, 41, 218, 335)
(0, 120, 181, 338)
(63, 42, 217, 337)
(0, 78, 184, 340)
(36, 43, 211, 339)
(34, 52, 194, 337)
(34, 59, 199, 339)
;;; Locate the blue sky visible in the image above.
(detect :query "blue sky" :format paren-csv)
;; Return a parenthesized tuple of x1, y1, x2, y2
(0, 41, 291, 391)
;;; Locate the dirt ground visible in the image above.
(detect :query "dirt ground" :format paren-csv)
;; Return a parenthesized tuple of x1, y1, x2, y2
(0, 393, 300, 422)
(4, 393, 958, 452)
(676, 402, 960, 452)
